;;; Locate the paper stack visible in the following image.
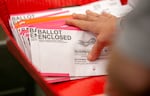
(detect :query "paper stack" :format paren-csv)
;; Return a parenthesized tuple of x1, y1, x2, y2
(9, 0, 132, 83)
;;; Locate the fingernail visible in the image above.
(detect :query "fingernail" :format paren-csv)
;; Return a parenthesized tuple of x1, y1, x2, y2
(66, 19, 69, 22)
(72, 13, 77, 17)
(66, 19, 71, 24)
(86, 9, 91, 12)
(88, 54, 94, 61)
(86, 10, 90, 13)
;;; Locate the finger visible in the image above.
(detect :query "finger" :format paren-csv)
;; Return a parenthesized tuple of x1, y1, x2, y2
(72, 13, 87, 20)
(92, 94, 105, 96)
(73, 13, 98, 21)
(96, 13, 108, 22)
(86, 15, 98, 21)
(88, 32, 110, 61)
(101, 12, 114, 18)
(86, 10, 99, 17)
(66, 19, 92, 31)
(88, 40, 105, 61)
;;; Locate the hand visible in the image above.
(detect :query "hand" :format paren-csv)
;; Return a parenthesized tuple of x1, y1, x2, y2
(66, 10, 117, 61)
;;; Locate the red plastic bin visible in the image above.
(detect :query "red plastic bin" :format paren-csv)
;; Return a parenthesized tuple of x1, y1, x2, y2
(0, 0, 127, 96)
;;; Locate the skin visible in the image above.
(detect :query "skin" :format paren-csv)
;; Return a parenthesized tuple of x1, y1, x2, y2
(66, 10, 117, 61)
(66, 10, 150, 96)
(106, 47, 150, 96)
(93, 47, 150, 96)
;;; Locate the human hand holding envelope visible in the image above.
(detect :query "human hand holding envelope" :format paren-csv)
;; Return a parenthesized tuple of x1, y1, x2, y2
(9, 0, 132, 83)
(66, 10, 117, 61)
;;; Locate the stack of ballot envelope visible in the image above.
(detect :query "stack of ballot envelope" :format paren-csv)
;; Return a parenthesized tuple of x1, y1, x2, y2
(9, 0, 132, 83)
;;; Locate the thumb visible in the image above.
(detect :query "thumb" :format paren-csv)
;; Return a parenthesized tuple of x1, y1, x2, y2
(88, 40, 105, 61)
